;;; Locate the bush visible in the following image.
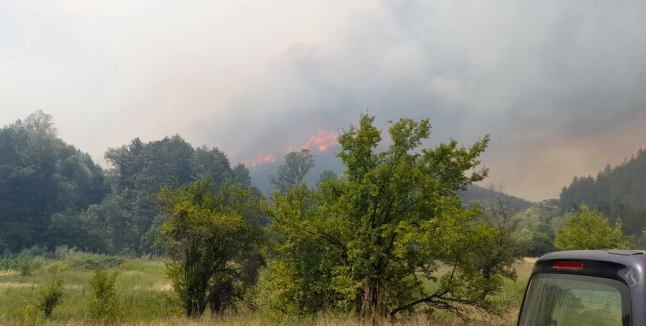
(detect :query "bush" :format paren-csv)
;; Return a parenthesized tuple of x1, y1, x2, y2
(1, 255, 10, 271)
(16, 256, 34, 276)
(69, 253, 125, 270)
(89, 270, 120, 322)
(555, 205, 632, 250)
(36, 279, 64, 317)
(46, 262, 70, 274)
(55, 246, 125, 270)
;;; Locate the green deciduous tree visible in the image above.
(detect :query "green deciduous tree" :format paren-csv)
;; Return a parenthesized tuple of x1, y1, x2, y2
(316, 170, 337, 190)
(555, 205, 631, 250)
(0, 112, 110, 253)
(155, 176, 264, 317)
(466, 185, 530, 300)
(268, 149, 315, 192)
(262, 114, 498, 320)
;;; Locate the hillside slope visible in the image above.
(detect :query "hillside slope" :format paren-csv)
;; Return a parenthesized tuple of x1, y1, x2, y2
(460, 184, 536, 210)
(559, 148, 646, 234)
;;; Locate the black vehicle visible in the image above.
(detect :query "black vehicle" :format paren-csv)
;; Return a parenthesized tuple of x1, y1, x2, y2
(517, 250, 646, 326)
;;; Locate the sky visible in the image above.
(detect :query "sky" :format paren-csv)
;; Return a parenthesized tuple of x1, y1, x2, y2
(2, 1, 646, 202)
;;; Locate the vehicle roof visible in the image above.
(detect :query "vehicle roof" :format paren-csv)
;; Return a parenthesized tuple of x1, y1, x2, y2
(522, 250, 644, 325)
(538, 250, 646, 267)
(533, 250, 646, 286)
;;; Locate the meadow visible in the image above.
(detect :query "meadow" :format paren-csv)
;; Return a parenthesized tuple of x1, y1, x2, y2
(0, 249, 535, 326)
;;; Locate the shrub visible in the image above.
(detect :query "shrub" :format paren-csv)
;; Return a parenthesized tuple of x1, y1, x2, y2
(55, 246, 125, 270)
(89, 270, 120, 321)
(16, 256, 34, 276)
(54, 245, 74, 260)
(1, 255, 10, 271)
(36, 279, 64, 317)
(69, 254, 125, 270)
(46, 262, 70, 274)
(555, 205, 632, 250)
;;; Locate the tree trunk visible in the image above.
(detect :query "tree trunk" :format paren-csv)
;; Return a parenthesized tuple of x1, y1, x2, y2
(362, 279, 386, 322)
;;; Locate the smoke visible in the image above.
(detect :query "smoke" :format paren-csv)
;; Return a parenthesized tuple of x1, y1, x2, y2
(3, 1, 646, 201)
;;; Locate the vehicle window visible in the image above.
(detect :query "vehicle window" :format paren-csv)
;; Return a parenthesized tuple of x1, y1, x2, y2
(518, 273, 630, 326)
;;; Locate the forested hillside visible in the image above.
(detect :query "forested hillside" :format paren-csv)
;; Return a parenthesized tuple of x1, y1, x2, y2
(460, 184, 535, 210)
(559, 149, 646, 235)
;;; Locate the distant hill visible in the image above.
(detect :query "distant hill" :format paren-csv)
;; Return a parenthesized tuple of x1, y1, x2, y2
(460, 184, 536, 210)
(559, 148, 646, 235)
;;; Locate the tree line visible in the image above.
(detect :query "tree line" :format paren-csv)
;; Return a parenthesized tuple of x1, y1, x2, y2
(0, 110, 257, 255)
(560, 149, 646, 238)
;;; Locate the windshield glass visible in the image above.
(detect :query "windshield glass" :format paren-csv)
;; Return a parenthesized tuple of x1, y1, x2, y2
(518, 273, 630, 326)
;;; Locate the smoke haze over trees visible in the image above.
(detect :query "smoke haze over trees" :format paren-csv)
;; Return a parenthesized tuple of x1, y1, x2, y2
(3, 110, 646, 257)
(4, 1, 646, 202)
(3, 2, 646, 322)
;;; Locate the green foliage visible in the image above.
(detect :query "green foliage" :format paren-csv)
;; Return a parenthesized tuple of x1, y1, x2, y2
(526, 225, 557, 257)
(461, 185, 535, 211)
(16, 256, 34, 276)
(46, 262, 70, 274)
(88, 269, 120, 321)
(36, 279, 64, 317)
(262, 114, 498, 319)
(0, 111, 110, 254)
(559, 150, 646, 236)
(155, 176, 265, 317)
(268, 149, 315, 192)
(466, 185, 531, 299)
(70, 255, 125, 270)
(555, 205, 632, 250)
(316, 170, 337, 189)
(1, 110, 264, 258)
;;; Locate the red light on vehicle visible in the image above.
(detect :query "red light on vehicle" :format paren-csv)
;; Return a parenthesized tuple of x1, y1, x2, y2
(553, 261, 584, 270)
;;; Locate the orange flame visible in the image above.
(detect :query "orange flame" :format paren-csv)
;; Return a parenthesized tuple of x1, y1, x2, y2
(247, 153, 276, 167)
(302, 130, 338, 152)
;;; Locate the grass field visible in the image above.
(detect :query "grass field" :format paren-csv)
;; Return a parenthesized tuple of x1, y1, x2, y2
(0, 253, 535, 326)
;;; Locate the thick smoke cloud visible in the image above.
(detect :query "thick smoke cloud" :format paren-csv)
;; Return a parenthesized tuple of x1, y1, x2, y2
(2, 1, 646, 201)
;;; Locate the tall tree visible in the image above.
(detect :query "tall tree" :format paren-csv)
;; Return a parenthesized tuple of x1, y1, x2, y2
(0, 112, 109, 252)
(191, 146, 231, 187)
(263, 115, 498, 320)
(268, 149, 315, 192)
(467, 184, 530, 298)
(316, 170, 337, 189)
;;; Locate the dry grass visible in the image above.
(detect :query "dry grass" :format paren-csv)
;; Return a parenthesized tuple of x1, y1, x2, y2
(0, 282, 39, 289)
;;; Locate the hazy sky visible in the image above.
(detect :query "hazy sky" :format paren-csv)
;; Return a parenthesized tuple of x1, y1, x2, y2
(2, 1, 646, 201)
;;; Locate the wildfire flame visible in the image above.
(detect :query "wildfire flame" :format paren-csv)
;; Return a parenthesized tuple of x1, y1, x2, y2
(301, 130, 338, 152)
(246, 130, 338, 168)
(247, 153, 276, 167)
